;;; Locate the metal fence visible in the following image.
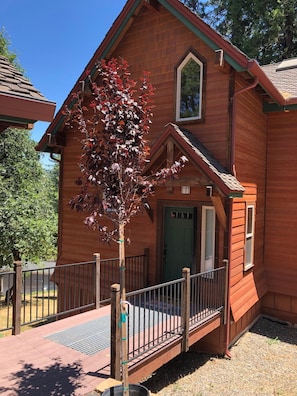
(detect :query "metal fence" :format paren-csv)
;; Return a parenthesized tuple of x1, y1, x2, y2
(110, 265, 227, 379)
(0, 269, 15, 332)
(127, 277, 184, 361)
(0, 250, 148, 335)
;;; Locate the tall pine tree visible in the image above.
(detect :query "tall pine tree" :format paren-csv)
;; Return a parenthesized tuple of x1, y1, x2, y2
(181, 0, 297, 64)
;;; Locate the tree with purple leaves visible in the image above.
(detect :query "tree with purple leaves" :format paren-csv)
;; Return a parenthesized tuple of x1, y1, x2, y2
(65, 57, 187, 395)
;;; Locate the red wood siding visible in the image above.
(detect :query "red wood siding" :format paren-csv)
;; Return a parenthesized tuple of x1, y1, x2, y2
(54, 3, 297, 328)
(262, 292, 297, 324)
(229, 78, 268, 322)
(57, 3, 232, 276)
(265, 111, 297, 305)
(112, 5, 230, 166)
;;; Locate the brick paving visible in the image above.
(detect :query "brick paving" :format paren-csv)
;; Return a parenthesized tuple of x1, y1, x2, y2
(0, 306, 112, 396)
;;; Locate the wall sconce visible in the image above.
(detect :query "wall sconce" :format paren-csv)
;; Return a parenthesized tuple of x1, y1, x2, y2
(206, 185, 213, 197)
(181, 186, 191, 195)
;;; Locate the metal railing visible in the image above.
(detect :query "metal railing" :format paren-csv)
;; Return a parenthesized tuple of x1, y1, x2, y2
(110, 265, 227, 379)
(0, 269, 15, 332)
(126, 278, 184, 361)
(0, 250, 148, 335)
(190, 267, 226, 327)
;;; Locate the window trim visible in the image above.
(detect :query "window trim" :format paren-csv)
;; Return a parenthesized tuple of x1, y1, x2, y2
(244, 204, 255, 271)
(176, 51, 204, 122)
(200, 206, 216, 276)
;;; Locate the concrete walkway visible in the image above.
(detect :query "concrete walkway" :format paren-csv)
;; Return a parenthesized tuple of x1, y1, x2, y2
(0, 306, 112, 396)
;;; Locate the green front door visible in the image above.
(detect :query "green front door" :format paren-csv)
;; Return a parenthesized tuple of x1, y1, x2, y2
(163, 206, 195, 282)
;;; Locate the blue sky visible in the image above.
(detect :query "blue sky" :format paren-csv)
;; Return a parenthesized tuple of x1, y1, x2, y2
(1, 1, 127, 144)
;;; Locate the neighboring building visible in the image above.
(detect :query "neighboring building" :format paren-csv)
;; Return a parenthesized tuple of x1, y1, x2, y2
(0, 55, 55, 132)
(37, 0, 297, 354)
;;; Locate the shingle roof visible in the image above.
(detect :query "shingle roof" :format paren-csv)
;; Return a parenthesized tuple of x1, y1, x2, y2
(174, 125, 244, 194)
(149, 123, 245, 197)
(0, 55, 48, 102)
(261, 59, 297, 100)
(170, 124, 245, 196)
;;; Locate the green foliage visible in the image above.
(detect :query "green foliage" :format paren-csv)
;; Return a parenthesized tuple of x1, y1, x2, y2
(0, 27, 24, 72)
(182, 0, 208, 17)
(0, 129, 58, 266)
(181, 0, 297, 64)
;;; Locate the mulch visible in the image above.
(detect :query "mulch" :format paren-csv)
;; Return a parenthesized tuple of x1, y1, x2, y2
(142, 316, 297, 395)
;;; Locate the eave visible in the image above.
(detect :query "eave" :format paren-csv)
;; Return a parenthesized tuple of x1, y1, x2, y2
(0, 93, 56, 128)
(147, 123, 244, 198)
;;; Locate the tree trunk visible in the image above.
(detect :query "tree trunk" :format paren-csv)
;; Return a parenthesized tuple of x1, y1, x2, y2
(119, 222, 129, 395)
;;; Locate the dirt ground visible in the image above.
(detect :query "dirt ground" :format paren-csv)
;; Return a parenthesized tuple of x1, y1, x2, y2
(142, 317, 297, 395)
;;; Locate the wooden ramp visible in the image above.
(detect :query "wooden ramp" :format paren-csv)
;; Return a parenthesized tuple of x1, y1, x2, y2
(0, 305, 222, 395)
(128, 312, 222, 383)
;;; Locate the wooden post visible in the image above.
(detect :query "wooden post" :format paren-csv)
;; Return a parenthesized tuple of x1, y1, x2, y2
(223, 259, 229, 325)
(111, 283, 121, 380)
(94, 253, 100, 309)
(118, 222, 129, 396)
(181, 267, 190, 353)
(12, 261, 22, 335)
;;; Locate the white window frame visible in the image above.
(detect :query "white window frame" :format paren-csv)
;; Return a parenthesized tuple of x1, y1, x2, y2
(201, 206, 215, 277)
(245, 204, 255, 271)
(176, 52, 203, 122)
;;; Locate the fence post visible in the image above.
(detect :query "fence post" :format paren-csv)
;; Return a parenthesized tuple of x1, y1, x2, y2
(143, 248, 149, 288)
(181, 267, 190, 353)
(223, 259, 229, 325)
(111, 283, 121, 380)
(12, 261, 22, 335)
(94, 253, 100, 309)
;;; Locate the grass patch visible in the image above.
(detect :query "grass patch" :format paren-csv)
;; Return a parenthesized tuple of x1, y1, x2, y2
(0, 290, 57, 336)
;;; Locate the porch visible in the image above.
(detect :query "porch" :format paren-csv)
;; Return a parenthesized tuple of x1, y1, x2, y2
(0, 264, 227, 395)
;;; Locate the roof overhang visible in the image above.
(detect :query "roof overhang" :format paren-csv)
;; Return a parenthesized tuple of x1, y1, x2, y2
(0, 92, 56, 133)
(147, 123, 245, 198)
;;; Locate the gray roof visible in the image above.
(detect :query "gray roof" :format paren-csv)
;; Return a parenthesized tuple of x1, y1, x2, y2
(169, 123, 245, 195)
(0, 55, 49, 102)
(261, 59, 297, 100)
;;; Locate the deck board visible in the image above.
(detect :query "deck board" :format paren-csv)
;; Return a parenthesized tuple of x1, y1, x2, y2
(0, 305, 222, 395)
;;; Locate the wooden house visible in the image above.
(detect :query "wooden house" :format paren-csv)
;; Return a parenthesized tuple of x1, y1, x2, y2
(37, 0, 297, 354)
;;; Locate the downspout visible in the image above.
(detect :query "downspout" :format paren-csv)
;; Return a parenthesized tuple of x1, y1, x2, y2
(225, 74, 258, 358)
(50, 151, 61, 163)
(230, 75, 258, 177)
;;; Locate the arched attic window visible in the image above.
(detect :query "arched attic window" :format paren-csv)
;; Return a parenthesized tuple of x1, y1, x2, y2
(176, 51, 204, 122)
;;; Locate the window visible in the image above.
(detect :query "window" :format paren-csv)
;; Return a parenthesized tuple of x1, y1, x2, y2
(176, 52, 203, 121)
(245, 205, 255, 270)
(201, 206, 215, 275)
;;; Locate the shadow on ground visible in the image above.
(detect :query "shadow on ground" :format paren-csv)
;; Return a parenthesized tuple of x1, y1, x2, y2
(142, 351, 212, 393)
(0, 359, 83, 395)
(250, 316, 297, 345)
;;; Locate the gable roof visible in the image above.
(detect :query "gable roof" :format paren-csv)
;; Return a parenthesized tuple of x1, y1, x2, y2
(37, 0, 297, 152)
(148, 123, 244, 198)
(0, 55, 55, 132)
